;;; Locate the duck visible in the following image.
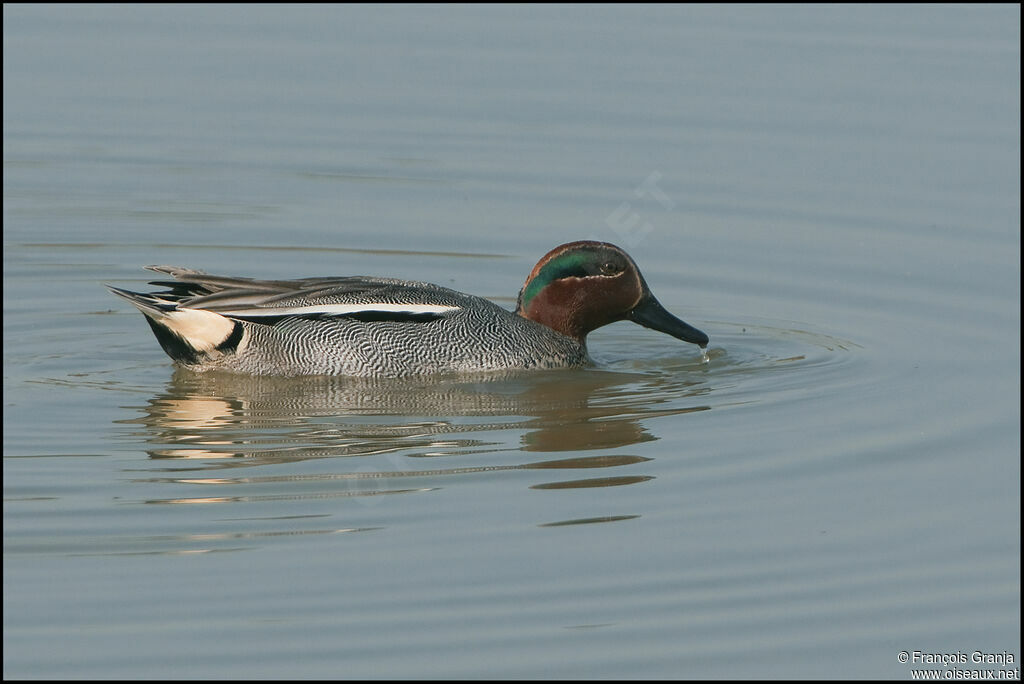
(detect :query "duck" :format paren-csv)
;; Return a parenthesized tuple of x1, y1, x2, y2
(108, 240, 708, 377)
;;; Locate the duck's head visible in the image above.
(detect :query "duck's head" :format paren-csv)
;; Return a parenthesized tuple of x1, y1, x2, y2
(515, 241, 708, 348)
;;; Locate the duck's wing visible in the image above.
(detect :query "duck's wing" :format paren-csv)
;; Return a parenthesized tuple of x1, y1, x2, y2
(138, 265, 467, 324)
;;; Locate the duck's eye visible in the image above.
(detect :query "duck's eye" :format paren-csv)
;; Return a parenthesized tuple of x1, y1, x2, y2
(599, 261, 622, 275)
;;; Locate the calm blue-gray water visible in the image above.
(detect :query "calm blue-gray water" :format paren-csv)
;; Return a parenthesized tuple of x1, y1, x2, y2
(3, 4, 1019, 679)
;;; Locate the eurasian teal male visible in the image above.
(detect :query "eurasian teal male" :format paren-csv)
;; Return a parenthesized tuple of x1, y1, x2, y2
(108, 240, 708, 377)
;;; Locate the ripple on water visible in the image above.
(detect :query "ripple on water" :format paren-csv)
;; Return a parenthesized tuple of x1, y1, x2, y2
(11, 315, 861, 555)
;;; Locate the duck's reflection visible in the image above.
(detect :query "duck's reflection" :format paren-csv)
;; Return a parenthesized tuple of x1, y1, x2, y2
(120, 365, 709, 504)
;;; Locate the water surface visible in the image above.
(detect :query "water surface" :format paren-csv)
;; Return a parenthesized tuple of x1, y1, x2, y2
(3, 4, 1019, 679)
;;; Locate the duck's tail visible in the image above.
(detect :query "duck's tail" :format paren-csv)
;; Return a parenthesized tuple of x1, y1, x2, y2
(107, 285, 243, 364)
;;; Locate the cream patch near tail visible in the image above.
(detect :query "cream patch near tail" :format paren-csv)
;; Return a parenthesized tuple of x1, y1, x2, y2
(158, 308, 238, 353)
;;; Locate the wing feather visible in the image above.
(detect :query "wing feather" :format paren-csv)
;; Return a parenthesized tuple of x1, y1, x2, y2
(135, 267, 468, 322)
